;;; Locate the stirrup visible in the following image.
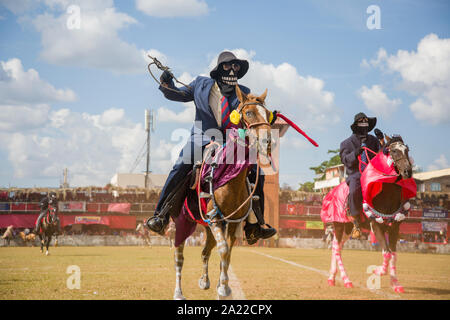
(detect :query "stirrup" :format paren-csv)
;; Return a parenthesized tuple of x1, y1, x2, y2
(351, 226, 361, 239)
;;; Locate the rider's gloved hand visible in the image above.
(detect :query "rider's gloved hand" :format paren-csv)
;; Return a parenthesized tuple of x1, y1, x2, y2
(374, 128, 384, 140)
(160, 70, 173, 85)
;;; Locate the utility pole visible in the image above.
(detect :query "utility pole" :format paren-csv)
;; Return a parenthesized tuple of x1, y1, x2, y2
(145, 109, 155, 188)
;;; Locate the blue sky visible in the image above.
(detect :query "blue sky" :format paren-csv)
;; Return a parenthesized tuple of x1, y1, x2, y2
(0, 0, 449, 188)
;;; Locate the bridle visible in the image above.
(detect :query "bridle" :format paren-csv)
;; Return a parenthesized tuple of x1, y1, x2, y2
(385, 141, 411, 177)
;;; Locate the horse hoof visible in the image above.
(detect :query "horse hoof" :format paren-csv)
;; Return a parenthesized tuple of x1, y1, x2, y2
(393, 286, 404, 293)
(173, 291, 186, 300)
(327, 279, 335, 286)
(344, 282, 353, 288)
(46, 251, 50, 256)
(199, 277, 210, 290)
(217, 286, 232, 298)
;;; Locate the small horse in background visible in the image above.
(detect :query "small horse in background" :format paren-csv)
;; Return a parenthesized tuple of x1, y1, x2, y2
(172, 87, 274, 300)
(1, 225, 14, 246)
(37, 205, 59, 255)
(19, 230, 36, 246)
(136, 221, 152, 247)
(166, 220, 176, 249)
(321, 134, 415, 292)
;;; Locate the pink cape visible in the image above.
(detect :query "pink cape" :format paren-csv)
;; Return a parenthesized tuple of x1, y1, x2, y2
(321, 152, 417, 224)
(360, 152, 417, 209)
(320, 181, 351, 223)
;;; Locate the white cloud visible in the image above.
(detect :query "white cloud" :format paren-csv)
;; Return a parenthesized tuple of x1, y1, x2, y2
(136, 0, 209, 17)
(364, 34, 450, 125)
(0, 104, 50, 132)
(358, 85, 401, 118)
(0, 58, 76, 105)
(0, 105, 180, 186)
(427, 154, 449, 171)
(25, 1, 151, 74)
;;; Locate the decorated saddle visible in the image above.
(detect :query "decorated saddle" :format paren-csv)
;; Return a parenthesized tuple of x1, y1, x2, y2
(173, 128, 253, 247)
(321, 150, 417, 224)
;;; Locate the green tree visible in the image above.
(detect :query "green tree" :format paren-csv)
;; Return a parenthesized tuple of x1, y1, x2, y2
(298, 181, 315, 192)
(309, 149, 341, 181)
(297, 149, 341, 192)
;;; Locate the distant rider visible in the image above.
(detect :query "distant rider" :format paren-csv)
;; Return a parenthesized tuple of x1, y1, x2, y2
(34, 192, 61, 234)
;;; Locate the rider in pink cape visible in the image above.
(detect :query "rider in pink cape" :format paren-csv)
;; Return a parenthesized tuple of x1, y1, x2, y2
(321, 151, 417, 224)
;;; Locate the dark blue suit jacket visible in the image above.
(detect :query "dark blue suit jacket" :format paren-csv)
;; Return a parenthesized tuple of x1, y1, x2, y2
(340, 133, 381, 182)
(159, 76, 250, 146)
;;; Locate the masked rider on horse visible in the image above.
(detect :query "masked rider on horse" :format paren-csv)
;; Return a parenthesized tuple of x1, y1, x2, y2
(339, 112, 384, 238)
(146, 51, 277, 244)
(34, 192, 61, 235)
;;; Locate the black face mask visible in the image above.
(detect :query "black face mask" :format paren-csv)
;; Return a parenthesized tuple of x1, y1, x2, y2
(355, 123, 369, 140)
(216, 64, 238, 97)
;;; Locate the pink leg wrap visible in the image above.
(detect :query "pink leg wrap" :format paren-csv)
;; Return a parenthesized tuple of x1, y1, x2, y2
(328, 238, 338, 286)
(331, 239, 352, 287)
(374, 251, 391, 276)
(389, 252, 404, 293)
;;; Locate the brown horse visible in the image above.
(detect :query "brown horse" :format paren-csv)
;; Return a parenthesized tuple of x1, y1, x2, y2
(166, 220, 176, 249)
(173, 86, 274, 300)
(1, 225, 14, 246)
(136, 221, 152, 247)
(37, 205, 59, 255)
(19, 231, 36, 246)
(325, 134, 414, 292)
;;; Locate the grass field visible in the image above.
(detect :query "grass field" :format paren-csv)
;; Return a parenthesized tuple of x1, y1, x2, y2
(0, 246, 449, 300)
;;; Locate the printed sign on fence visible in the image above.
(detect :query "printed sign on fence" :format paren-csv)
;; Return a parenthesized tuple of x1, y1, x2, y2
(59, 202, 86, 212)
(423, 208, 448, 219)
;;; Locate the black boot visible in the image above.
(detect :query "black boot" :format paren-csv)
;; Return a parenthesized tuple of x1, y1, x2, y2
(146, 212, 170, 236)
(244, 223, 277, 245)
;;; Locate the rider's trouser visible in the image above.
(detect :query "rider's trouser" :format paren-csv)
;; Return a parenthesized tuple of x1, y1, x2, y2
(347, 175, 363, 217)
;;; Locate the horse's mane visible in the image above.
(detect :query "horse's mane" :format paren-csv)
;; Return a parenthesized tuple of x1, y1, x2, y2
(387, 135, 404, 146)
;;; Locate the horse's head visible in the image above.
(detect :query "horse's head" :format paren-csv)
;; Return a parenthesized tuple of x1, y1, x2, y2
(385, 134, 413, 179)
(235, 85, 273, 158)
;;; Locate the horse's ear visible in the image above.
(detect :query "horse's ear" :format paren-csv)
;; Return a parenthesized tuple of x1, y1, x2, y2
(259, 88, 268, 103)
(385, 134, 391, 144)
(235, 85, 246, 103)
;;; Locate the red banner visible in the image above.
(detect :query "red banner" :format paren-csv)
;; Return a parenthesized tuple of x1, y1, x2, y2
(280, 219, 306, 230)
(0, 214, 136, 230)
(107, 203, 131, 214)
(0, 214, 39, 228)
(400, 222, 422, 234)
(281, 204, 305, 215)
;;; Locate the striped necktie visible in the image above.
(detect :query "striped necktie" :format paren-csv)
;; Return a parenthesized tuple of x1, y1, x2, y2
(360, 142, 368, 172)
(221, 96, 232, 130)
